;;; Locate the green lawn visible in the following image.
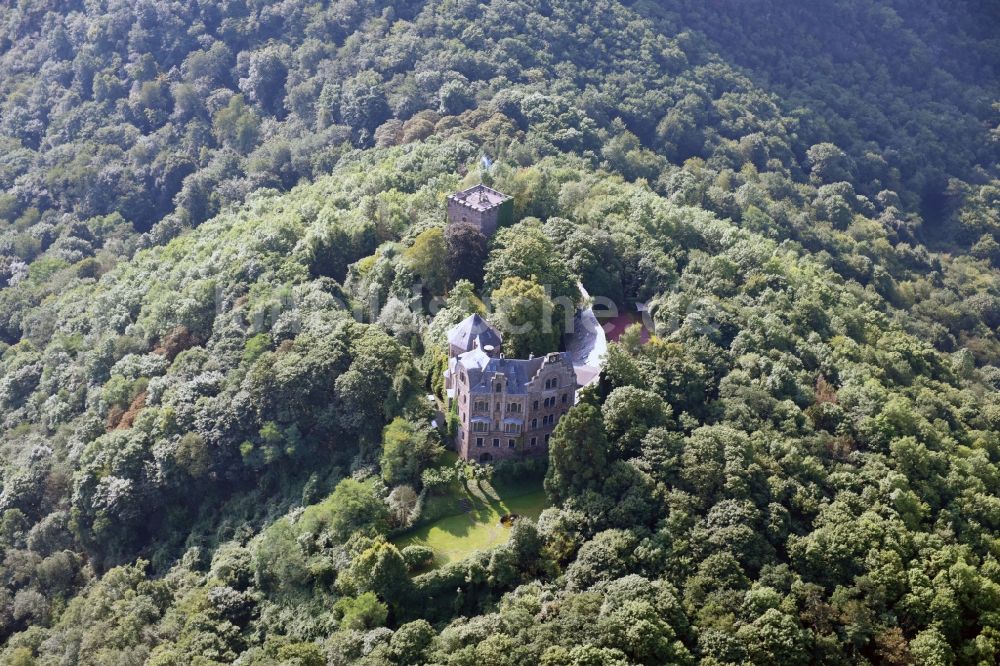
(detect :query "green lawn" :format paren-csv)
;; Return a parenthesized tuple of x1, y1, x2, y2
(393, 470, 549, 569)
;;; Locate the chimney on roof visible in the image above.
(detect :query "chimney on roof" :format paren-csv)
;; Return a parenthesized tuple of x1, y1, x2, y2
(528, 352, 534, 360)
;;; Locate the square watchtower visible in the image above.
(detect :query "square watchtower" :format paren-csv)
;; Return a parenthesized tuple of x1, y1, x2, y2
(446, 184, 513, 237)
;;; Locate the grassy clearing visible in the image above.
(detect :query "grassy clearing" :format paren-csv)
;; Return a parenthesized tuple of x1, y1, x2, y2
(393, 463, 549, 568)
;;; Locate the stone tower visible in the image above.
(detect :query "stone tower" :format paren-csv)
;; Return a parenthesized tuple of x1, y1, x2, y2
(446, 184, 513, 237)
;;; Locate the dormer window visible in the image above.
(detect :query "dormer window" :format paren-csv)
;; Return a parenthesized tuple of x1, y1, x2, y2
(495, 383, 502, 393)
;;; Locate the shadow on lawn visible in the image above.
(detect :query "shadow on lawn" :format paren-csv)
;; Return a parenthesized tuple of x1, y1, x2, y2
(392, 475, 548, 568)
(436, 479, 510, 538)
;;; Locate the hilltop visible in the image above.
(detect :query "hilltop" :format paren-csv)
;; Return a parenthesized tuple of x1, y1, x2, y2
(0, 1, 998, 664)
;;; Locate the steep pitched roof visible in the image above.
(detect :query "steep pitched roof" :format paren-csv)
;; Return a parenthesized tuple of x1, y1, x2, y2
(466, 352, 573, 395)
(447, 314, 502, 353)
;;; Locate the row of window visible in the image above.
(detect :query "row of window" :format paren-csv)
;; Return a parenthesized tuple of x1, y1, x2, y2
(475, 434, 551, 449)
(470, 412, 564, 433)
(536, 394, 569, 409)
(472, 393, 569, 414)
(472, 396, 536, 414)
(489, 376, 562, 394)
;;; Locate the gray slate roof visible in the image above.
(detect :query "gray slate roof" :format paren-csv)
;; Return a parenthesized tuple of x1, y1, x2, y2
(447, 314, 502, 352)
(464, 352, 573, 395)
(453, 347, 491, 372)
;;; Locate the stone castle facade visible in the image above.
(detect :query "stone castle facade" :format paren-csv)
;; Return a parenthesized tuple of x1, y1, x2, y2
(444, 315, 577, 463)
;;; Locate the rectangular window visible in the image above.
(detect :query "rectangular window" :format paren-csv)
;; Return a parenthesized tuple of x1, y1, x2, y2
(508, 439, 515, 448)
(530, 437, 537, 447)
(562, 394, 568, 404)
(493, 438, 500, 448)
(532, 418, 537, 429)
(544, 434, 550, 444)
(476, 437, 484, 447)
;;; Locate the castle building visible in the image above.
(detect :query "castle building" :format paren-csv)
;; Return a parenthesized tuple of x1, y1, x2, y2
(445, 314, 577, 464)
(446, 184, 513, 237)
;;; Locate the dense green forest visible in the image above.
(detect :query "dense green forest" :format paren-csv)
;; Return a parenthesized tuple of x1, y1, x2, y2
(0, 0, 998, 664)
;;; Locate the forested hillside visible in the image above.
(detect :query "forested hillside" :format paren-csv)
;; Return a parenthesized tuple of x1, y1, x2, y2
(0, 1, 998, 664)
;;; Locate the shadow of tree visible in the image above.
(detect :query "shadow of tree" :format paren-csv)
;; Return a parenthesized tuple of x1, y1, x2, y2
(392, 475, 547, 567)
